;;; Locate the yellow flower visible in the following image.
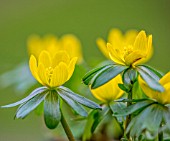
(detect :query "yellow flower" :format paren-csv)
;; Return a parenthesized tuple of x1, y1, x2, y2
(29, 50, 77, 88)
(139, 72, 170, 105)
(97, 29, 153, 67)
(90, 75, 123, 103)
(27, 34, 83, 64)
(96, 29, 138, 59)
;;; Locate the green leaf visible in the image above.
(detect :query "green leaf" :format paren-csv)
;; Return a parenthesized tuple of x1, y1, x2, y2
(126, 104, 164, 138)
(122, 68, 137, 91)
(118, 83, 129, 93)
(113, 100, 155, 117)
(137, 66, 164, 92)
(82, 106, 109, 141)
(91, 106, 109, 133)
(57, 90, 88, 117)
(114, 98, 148, 103)
(2, 86, 48, 108)
(126, 105, 153, 138)
(91, 65, 127, 89)
(57, 86, 101, 110)
(82, 110, 99, 141)
(82, 64, 113, 85)
(15, 92, 47, 119)
(110, 102, 126, 115)
(139, 65, 163, 78)
(44, 91, 61, 129)
(163, 106, 170, 130)
(144, 105, 164, 135)
(126, 103, 164, 140)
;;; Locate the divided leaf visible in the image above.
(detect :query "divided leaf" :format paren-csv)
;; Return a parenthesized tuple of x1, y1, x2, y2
(91, 65, 127, 89)
(57, 90, 88, 117)
(57, 86, 101, 110)
(16, 92, 47, 119)
(2, 86, 48, 108)
(82, 64, 113, 85)
(126, 104, 164, 139)
(113, 100, 154, 117)
(137, 65, 164, 92)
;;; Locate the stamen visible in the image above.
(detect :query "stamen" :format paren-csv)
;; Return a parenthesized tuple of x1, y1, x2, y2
(123, 46, 133, 57)
(46, 67, 53, 83)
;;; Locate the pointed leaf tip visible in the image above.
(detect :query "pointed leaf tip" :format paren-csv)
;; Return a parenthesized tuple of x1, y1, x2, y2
(57, 89, 88, 117)
(91, 65, 127, 89)
(2, 86, 48, 108)
(58, 86, 101, 110)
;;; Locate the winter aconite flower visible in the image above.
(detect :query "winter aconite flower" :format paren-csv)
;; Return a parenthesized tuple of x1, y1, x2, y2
(139, 72, 170, 105)
(107, 30, 153, 67)
(28, 34, 83, 64)
(2, 50, 101, 131)
(90, 75, 123, 103)
(97, 29, 138, 59)
(29, 50, 77, 88)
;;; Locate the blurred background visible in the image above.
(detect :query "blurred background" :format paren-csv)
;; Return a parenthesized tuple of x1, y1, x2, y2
(0, 0, 170, 141)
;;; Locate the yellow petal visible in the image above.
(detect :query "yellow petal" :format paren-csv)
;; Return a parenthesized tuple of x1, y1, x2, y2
(132, 57, 147, 67)
(67, 57, 78, 81)
(90, 75, 123, 103)
(96, 38, 109, 58)
(145, 35, 153, 62)
(60, 34, 83, 64)
(37, 63, 47, 86)
(160, 72, 170, 85)
(134, 31, 147, 52)
(108, 29, 123, 50)
(125, 51, 145, 66)
(51, 62, 68, 87)
(29, 55, 43, 84)
(27, 35, 42, 58)
(124, 30, 138, 45)
(38, 51, 52, 68)
(160, 82, 170, 104)
(43, 35, 60, 57)
(52, 51, 70, 68)
(107, 43, 125, 65)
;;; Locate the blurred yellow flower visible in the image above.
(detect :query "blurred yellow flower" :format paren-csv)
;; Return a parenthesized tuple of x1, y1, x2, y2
(27, 34, 83, 64)
(139, 72, 170, 105)
(90, 75, 123, 103)
(29, 50, 77, 88)
(97, 29, 138, 59)
(97, 29, 153, 67)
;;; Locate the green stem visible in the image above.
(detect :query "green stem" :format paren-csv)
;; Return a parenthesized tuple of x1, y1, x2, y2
(125, 89, 132, 139)
(158, 130, 163, 141)
(60, 111, 76, 141)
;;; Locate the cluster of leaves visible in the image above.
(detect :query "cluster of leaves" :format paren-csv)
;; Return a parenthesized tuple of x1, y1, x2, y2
(2, 86, 101, 129)
(82, 62, 169, 140)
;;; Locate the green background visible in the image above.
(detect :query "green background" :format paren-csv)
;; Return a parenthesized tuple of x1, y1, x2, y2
(0, 0, 170, 141)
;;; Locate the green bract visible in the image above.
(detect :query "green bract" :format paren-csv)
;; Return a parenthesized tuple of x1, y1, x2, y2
(112, 99, 170, 139)
(82, 64, 128, 89)
(83, 63, 164, 92)
(2, 86, 101, 129)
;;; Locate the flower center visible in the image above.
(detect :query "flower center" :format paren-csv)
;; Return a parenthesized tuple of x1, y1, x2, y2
(123, 46, 133, 58)
(46, 67, 53, 83)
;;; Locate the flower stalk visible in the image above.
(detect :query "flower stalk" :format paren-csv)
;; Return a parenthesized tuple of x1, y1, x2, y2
(158, 131, 163, 141)
(124, 88, 132, 139)
(60, 110, 76, 141)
